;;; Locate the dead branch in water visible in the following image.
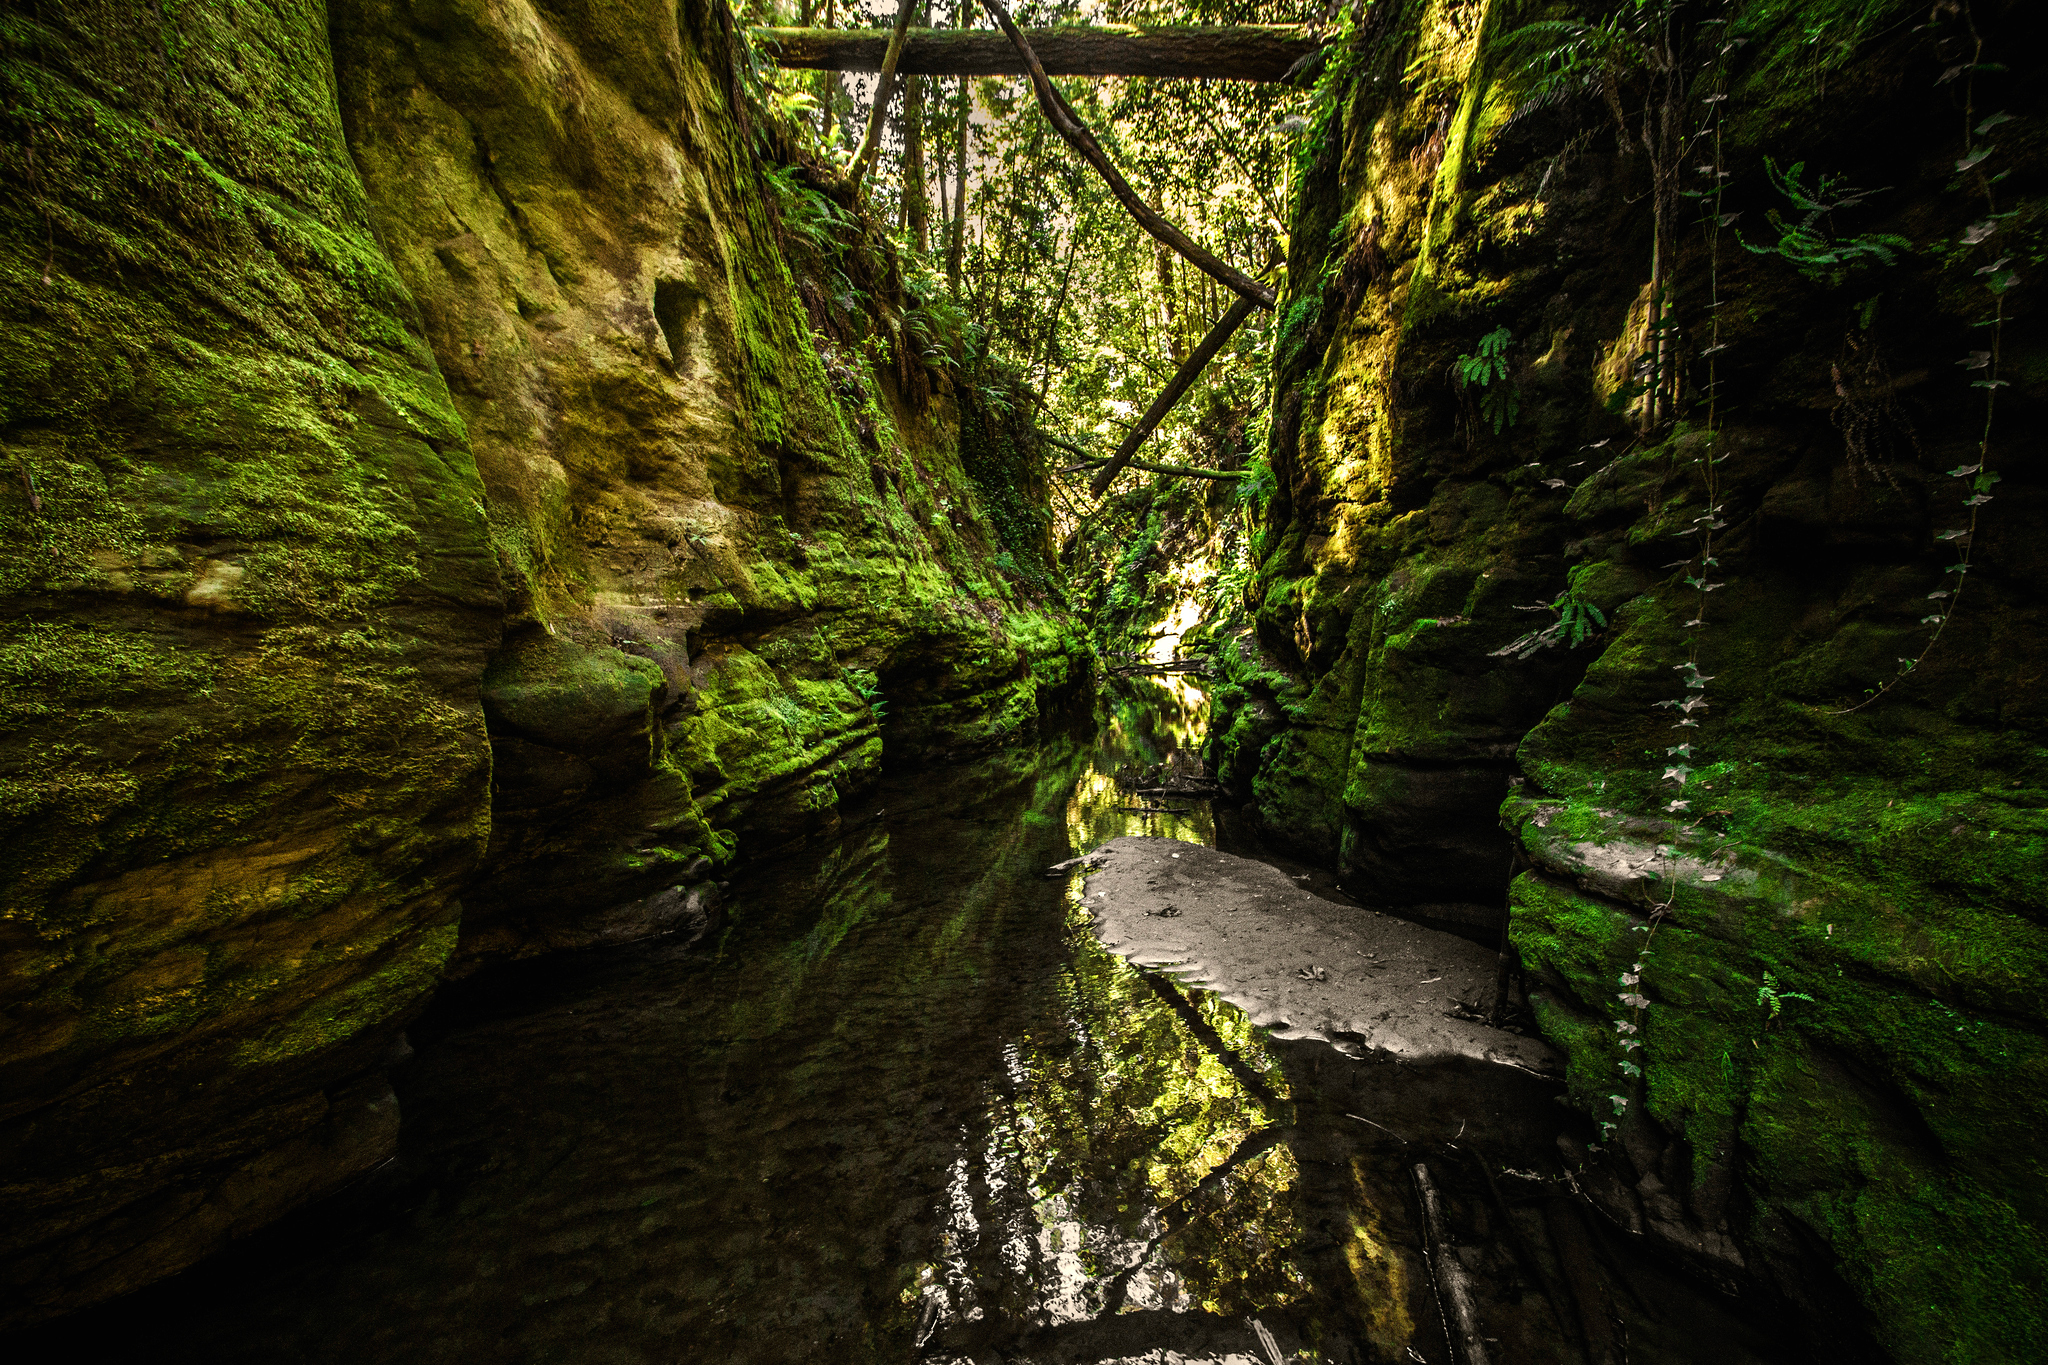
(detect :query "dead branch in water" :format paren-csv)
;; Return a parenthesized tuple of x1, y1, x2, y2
(1413, 1162, 1493, 1365)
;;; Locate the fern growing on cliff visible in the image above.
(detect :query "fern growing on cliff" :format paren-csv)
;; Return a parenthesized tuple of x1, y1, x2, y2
(1739, 158, 1912, 284)
(1453, 325, 1519, 433)
(1489, 590, 1605, 660)
(843, 666, 888, 722)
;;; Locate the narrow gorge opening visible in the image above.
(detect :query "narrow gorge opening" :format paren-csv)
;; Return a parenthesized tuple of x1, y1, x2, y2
(1, 2, 2040, 1363)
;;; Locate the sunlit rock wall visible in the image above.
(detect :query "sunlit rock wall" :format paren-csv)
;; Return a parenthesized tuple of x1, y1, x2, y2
(1215, 0, 2045, 1357)
(334, 0, 1080, 966)
(0, 0, 1079, 1324)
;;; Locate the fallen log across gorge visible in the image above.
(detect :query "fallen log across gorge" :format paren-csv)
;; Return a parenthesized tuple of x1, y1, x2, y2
(750, 24, 1326, 81)
(825, 6, 1276, 499)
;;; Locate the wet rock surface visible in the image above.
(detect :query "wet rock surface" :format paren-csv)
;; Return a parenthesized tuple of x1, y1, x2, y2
(1083, 837, 1559, 1076)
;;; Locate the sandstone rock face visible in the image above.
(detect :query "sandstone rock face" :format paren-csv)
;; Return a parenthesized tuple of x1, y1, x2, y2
(1208, 1, 2045, 1358)
(0, 0, 502, 1324)
(0, 0, 1080, 1324)
(332, 0, 1082, 965)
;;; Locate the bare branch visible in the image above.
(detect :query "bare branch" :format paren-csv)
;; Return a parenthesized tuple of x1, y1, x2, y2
(1089, 293, 1261, 497)
(978, 0, 1277, 312)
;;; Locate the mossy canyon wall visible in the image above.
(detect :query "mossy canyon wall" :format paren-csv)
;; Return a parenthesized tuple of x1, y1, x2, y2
(0, 0, 1075, 1322)
(1208, 0, 2044, 1359)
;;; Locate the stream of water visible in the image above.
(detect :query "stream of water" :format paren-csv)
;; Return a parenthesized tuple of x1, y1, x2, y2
(36, 680, 1797, 1365)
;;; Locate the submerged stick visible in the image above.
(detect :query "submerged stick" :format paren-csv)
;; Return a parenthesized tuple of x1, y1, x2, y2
(1413, 1162, 1493, 1365)
(1346, 1111, 1410, 1142)
(1248, 1317, 1286, 1365)
(1089, 292, 1260, 496)
(979, 0, 1275, 311)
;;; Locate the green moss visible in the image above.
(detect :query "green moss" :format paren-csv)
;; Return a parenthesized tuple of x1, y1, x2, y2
(957, 384, 1055, 581)
(1508, 573, 2048, 1361)
(1724, 0, 1923, 137)
(0, 4, 499, 1294)
(231, 923, 458, 1069)
(1220, 2, 2048, 1356)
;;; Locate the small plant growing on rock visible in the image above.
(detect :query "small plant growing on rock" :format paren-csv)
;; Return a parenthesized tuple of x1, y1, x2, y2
(844, 666, 887, 722)
(1756, 972, 1815, 1030)
(1739, 158, 1912, 284)
(1453, 325, 1519, 433)
(1489, 590, 1606, 660)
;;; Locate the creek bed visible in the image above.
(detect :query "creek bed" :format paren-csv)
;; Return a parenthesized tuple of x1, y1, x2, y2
(31, 680, 1796, 1364)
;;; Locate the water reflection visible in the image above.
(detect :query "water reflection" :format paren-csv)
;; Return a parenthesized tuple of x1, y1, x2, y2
(908, 887, 1301, 1359)
(1067, 676, 1214, 851)
(16, 680, 1790, 1365)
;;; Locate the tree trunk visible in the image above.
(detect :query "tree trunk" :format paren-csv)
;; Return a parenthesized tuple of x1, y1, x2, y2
(820, 0, 844, 150)
(1034, 236, 1078, 387)
(1089, 293, 1260, 497)
(1155, 242, 1185, 362)
(933, 111, 951, 227)
(1641, 14, 1685, 430)
(946, 74, 969, 291)
(753, 24, 1324, 81)
(903, 71, 929, 252)
(848, 0, 919, 191)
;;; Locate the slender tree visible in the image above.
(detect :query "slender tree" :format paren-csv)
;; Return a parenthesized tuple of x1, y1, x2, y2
(849, 0, 919, 190)
(902, 19, 930, 253)
(945, 0, 971, 292)
(820, 0, 844, 150)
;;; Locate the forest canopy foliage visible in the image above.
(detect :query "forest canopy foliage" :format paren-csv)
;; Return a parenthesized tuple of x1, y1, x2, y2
(737, 0, 1315, 511)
